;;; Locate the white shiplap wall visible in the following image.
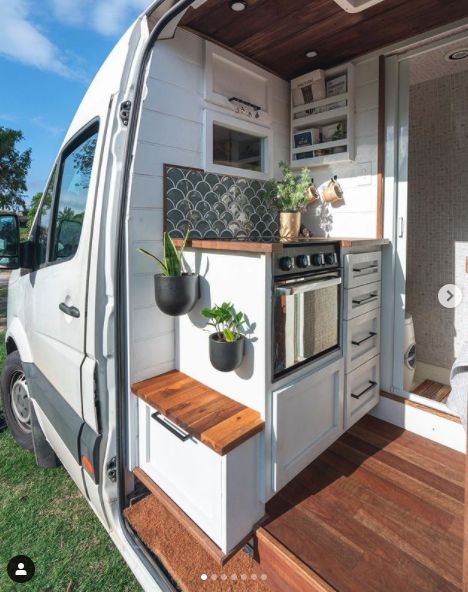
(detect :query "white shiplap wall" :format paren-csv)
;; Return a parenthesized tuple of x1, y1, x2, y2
(127, 28, 289, 382)
(302, 56, 380, 238)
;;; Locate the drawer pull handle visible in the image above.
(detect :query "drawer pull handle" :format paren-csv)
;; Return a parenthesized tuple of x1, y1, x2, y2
(353, 264, 378, 273)
(351, 380, 377, 399)
(352, 331, 377, 346)
(352, 292, 378, 305)
(152, 412, 190, 441)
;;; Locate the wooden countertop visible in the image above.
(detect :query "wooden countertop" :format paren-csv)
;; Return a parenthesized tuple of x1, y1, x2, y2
(132, 370, 264, 455)
(174, 237, 389, 253)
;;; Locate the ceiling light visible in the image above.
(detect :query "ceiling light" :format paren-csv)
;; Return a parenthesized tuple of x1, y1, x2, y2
(230, 1, 247, 11)
(445, 48, 468, 61)
(305, 50, 318, 59)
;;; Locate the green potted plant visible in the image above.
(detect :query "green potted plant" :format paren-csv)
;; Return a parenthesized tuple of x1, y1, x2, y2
(267, 161, 311, 239)
(139, 232, 199, 316)
(201, 302, 247, 372)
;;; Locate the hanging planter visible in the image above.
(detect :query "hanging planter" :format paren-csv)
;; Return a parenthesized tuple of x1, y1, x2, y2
(139, 232, 199, 317)
(202, 303, 248, 372)
(209, 333, 245, 373)
(154, 273, 199, 316)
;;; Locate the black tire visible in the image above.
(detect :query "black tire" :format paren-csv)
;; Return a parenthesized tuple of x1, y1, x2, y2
(1, 351, 34, 451)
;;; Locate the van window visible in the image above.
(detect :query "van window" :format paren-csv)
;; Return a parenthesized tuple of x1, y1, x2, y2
(51, 126, 98, 262)
(36, 170, 56, 267)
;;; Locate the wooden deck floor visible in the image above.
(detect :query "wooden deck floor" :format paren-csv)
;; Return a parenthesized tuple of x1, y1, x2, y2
(258, 415, 465, 592)
(414, 379, 452, 404)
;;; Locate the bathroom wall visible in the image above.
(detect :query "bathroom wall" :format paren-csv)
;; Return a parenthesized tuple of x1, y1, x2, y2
(406, 68, 468, 370)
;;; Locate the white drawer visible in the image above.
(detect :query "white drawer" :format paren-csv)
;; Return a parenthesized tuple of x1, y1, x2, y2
(344, 251, 381, 288)
(344, 308, 380, 372)
(345, 355, 380, 429)
(272, 358, 344, 492)
(344, 281, 381, 320)
(137, 402, 264, 553)
(139, 402, 223, 544)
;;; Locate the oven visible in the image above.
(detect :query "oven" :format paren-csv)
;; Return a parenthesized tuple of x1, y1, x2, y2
(272, 242, 342, 379)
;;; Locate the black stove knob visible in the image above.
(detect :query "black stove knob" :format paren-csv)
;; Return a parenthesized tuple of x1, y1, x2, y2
(296, 254, 309, 268)
(312, 253, 325, 266)
(279, 256, 294, 271)
(324, 252, 337, 265)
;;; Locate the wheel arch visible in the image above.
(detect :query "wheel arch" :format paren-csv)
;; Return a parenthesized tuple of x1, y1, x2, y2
(5, 319, 33, 364)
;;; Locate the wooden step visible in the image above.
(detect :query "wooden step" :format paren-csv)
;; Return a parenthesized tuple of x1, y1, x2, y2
(255, 528, 335, 592)
(132, 370, 265, 455)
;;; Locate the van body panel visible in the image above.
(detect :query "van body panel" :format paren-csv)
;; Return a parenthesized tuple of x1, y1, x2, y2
(23, 362, 84, 463)
(5, 315, 33, 364)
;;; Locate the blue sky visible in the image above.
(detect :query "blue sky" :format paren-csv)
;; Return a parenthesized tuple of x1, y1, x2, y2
(0, 0, 149, 202)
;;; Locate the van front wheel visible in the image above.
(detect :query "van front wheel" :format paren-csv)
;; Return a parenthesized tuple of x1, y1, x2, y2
(1, 351, 34, 451)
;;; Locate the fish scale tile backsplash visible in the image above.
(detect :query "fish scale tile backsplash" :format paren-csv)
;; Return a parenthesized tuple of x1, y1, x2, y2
(164, 164, 278, 239)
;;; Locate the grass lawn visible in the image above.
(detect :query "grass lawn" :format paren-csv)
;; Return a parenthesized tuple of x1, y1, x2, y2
(0, 332, 142, 591)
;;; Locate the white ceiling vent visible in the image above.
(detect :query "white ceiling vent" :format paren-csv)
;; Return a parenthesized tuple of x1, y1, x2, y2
(332, 0, 386, 13)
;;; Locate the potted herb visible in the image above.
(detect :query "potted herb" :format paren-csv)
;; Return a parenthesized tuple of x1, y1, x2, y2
(139, 232, 199, 316)
(201, 303, 247, 372)
(267, 161, 311, 239)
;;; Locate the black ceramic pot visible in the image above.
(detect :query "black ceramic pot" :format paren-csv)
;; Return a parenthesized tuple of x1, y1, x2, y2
(154, 273, 200, 316)
(209, 333, 245, 372)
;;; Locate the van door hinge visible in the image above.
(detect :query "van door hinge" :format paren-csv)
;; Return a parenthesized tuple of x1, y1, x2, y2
(119, 100, 131, 126)
(106, 457, 117, 482)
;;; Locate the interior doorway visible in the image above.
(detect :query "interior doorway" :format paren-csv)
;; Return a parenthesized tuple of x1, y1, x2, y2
(384, 31, 468, 415)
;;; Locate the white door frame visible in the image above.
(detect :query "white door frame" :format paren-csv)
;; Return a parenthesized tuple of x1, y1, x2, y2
(381, 28, 468, 399)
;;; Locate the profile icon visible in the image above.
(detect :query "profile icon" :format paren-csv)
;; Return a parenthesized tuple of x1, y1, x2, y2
(15, 562, 27, 576)
(7, 555, 35, 583)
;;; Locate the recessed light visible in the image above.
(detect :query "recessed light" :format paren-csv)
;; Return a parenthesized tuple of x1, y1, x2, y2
(445, 48, 468, 61)
(230, 0, 247, 11)
(305, 50, 318, 59)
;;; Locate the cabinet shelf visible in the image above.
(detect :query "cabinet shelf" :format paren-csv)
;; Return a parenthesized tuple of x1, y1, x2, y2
(292, 92, 348, 116)
(290, 63, 355, 169)
(292, 150, 351, 169)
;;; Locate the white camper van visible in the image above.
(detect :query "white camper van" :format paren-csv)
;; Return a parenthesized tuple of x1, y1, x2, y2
(1, 1, 468, 590)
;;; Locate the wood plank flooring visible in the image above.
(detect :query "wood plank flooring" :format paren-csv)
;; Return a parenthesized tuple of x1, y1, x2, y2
(414, 379, 452, 404)
(259, 415, 464, 592)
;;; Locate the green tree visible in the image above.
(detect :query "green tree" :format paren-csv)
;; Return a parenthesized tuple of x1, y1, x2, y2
(0, 127, 31, 212)
(27, 191, 43, 228)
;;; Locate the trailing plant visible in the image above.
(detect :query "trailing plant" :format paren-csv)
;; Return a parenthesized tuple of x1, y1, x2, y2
(201, 302, 246, 343)
(266, 161, 311, 213)
(138, 231, 189, 276)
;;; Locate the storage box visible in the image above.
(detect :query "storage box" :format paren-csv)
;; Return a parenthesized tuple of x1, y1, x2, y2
(292, 69, 326, 106)
(326, 74, 347, 97)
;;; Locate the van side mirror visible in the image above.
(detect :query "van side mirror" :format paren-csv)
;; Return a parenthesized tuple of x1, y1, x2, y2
(0, 214, 20, 269)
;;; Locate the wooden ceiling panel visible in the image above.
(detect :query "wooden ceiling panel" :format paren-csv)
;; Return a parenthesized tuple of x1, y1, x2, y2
(180, 0, 468, 79)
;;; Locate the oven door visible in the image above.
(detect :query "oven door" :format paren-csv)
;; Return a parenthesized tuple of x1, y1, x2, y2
(273, 272, 341, 379)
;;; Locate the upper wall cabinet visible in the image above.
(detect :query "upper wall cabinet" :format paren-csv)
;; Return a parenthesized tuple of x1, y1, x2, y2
(290, 62, 355, 168)
(204, 42, 272, 127)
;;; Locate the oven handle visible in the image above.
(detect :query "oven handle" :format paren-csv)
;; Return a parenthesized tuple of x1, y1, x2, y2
(275, 276, 341, 296)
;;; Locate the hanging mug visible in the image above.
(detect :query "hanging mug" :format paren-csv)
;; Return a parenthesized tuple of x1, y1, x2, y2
(306, 179, 320, 205)
(322, 176, 344, 204)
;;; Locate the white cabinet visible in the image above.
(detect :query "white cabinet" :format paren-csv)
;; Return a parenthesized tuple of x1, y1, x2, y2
(272, 358, 344, 492)
(343, 249, 382, 429)
(138, 401, 264, 554)
(345, 355, 380, 429)
(344, 308, 380, 371)
(344, 251, 381, 288)
(344, 281, 381, 320)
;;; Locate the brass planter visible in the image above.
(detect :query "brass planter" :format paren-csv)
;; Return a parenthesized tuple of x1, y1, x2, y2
(279, 212, 301, 239)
